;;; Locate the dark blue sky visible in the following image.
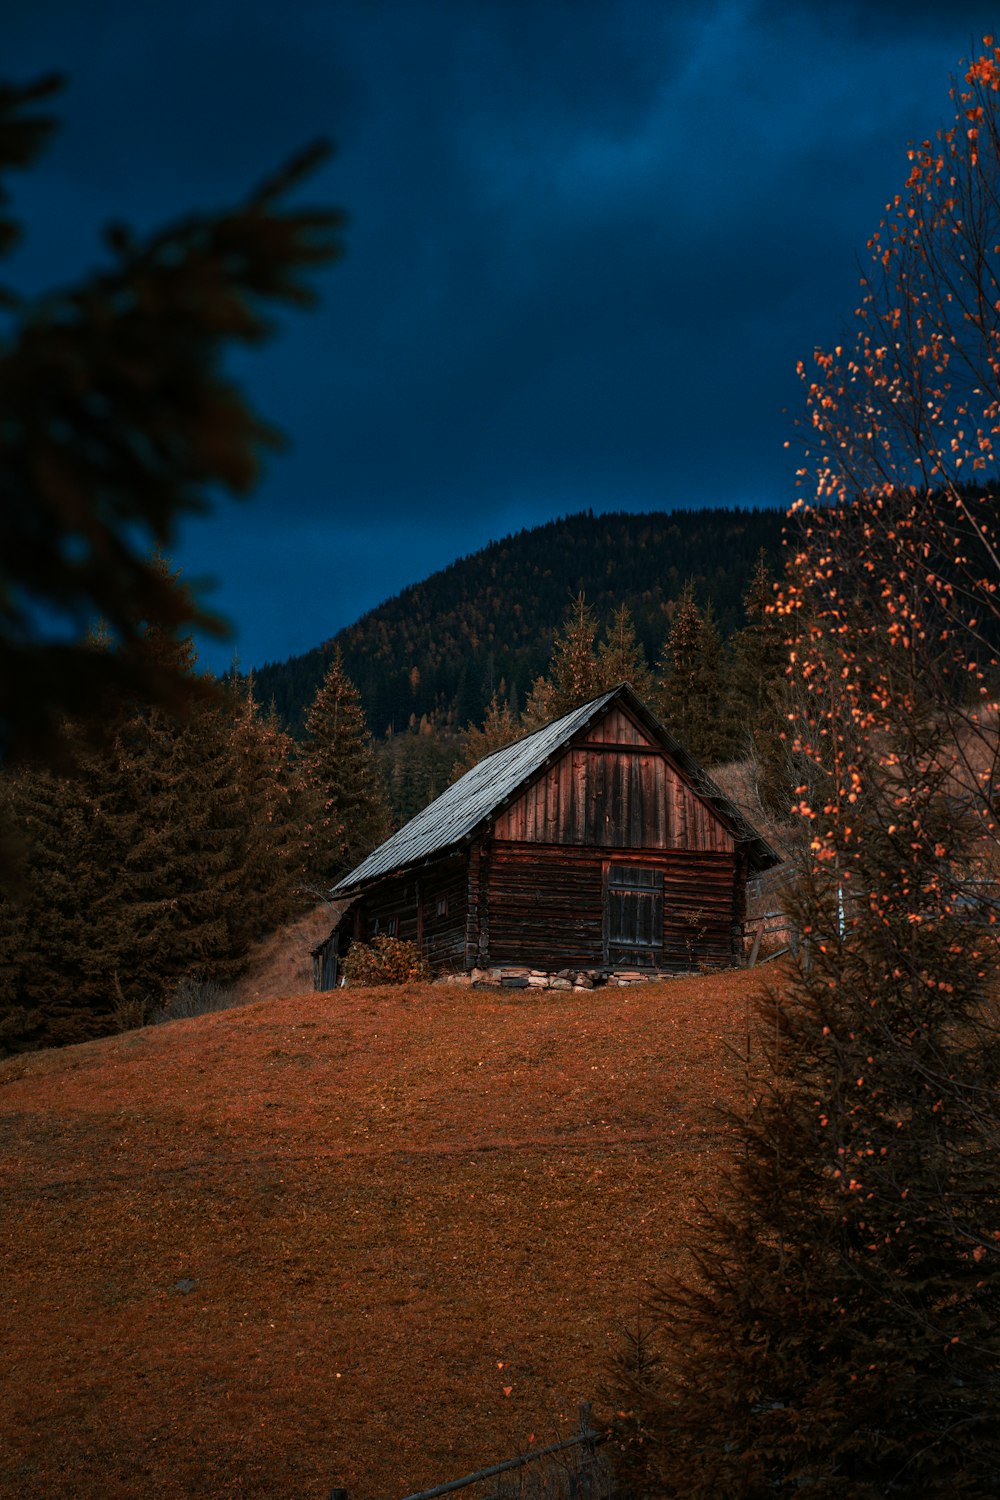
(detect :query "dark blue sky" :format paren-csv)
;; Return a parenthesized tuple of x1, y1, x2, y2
(6, 1, 999, 672)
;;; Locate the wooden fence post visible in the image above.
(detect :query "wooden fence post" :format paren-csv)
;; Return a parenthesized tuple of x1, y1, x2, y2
(397, 1400, 609, 1500)
(576, 1402, 596, 1499)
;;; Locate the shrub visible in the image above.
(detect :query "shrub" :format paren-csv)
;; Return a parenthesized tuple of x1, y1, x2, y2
(112, 996, 149, 1033)
(342, 935, 431, 987)
(152, 976, 238, 1023)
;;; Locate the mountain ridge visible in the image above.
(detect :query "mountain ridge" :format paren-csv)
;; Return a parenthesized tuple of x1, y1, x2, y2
(252, 505, 787, 736)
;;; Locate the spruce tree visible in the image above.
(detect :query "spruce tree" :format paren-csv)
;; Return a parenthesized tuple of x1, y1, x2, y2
(729, 550, 792, 808)
(597, 603, 654, 699)
(301, 648, 392, 885)
(0, 760, 119, 1050)
(378, 731, 458, 825)
(0, 76, 340, 775)
(519, 672, 557, 733)
(518, 593, 603, 732)
(100, 627, 250, 1005)
(548, 592, 603, 716)
(729, 551, 784, 712)
(450, 688, 520, 782)
(227, 678, 308, 950)
(0, 621, 312, 1052)
(0, 695, 158, 1049)
(653, 583, 734, 763)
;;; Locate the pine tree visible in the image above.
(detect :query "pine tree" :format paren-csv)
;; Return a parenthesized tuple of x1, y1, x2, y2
(518, 593, 603, 731)
(227, 678, 308, 949)
(729, 551, 783, 710)
(102, 629, 250, 1005)
(0, 694, 158, 1049)
(519, 672, 557, 733)
(0, 76, 340, 776)
(378, 730, 459, 825)
(0, 760, 120, 1050)
(0, 622, 312, 1052)
(301, 648, 392, 885)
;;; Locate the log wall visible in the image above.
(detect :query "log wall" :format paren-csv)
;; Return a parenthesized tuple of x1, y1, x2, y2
(484, 840, 739, 971)
(349, 853, 469, 971)
(486, 843, 605, 967)
(661, 850, 738, 969)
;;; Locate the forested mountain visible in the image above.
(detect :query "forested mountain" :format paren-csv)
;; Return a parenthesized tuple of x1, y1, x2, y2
(253, 506, 786, 737)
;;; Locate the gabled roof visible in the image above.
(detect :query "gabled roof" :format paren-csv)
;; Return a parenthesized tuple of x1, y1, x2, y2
(333, 682, 780, 895)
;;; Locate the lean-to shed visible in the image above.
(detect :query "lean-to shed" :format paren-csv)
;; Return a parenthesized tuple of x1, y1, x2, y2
(313, 683, 780, 987)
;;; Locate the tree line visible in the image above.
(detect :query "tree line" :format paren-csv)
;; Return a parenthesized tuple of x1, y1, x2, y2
(251, 505, 786, 739)
(0, 620, 390, 1055)
(359, 551, 792, 829)
(0, 74, 371, 1056)
(436, 551, 790, 815)
(0, 550, 788, 1056)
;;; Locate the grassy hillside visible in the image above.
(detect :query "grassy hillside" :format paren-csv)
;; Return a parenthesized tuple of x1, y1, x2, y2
(0, 964, 772, 1499)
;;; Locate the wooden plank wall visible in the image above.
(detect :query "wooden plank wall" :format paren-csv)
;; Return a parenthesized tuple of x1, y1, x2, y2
(582, 705, 651, 744)
(344, 705, 749, 975)
(492, 747, 734, 854)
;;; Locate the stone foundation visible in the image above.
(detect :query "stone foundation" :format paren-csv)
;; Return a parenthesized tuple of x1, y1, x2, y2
(432, 965, 679, 991)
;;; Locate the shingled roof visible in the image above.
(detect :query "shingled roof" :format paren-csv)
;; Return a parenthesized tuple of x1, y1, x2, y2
(333, 682, 780, 896)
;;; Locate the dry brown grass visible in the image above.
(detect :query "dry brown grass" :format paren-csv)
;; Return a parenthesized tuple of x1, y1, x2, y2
(228, 902, 341, 1007)
(707, 756, 794, 860)
(0, 964, 773, 1499)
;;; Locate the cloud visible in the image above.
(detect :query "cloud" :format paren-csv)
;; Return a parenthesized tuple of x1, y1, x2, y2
(6, 0, 999, 672)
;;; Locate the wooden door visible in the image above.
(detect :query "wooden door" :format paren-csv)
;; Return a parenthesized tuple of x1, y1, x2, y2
(606, 864, 663, 966)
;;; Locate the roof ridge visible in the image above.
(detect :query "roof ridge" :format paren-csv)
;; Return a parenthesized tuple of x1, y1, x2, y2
(332, 683, 778, 894)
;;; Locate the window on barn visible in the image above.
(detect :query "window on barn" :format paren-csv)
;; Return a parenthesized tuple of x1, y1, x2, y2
(436, 895, 448, 918)
(607, 864, 663, 966)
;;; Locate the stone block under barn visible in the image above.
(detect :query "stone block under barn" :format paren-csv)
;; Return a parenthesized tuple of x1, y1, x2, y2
(313, 683, 780, 988)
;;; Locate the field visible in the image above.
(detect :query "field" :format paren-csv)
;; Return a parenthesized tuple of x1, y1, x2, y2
(0, 963, 771, 1499)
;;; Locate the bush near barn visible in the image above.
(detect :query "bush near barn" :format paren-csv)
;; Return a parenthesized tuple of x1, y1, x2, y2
(342, 934, 432, 986)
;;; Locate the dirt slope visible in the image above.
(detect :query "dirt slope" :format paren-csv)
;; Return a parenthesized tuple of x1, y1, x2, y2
(227, 902, 339, 1006)
(0, 966, 771, 1499)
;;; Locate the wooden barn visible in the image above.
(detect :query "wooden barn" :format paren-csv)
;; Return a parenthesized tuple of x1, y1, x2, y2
(313, 683, 780, 987)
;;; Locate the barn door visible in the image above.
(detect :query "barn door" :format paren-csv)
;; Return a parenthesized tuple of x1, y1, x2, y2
(606, 864, 663, 967)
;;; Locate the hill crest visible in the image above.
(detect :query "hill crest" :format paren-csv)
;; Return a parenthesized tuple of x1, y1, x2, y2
(252, 505, 786, 736)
